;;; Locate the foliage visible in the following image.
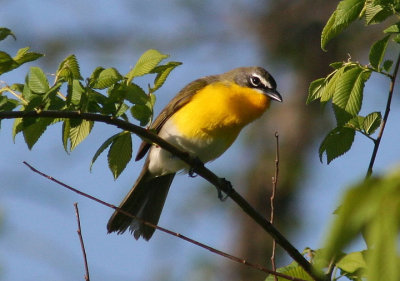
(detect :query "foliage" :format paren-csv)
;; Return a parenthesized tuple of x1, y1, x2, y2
(0, 28, 181, 179)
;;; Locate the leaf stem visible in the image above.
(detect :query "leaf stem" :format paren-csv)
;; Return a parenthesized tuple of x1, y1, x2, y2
(366, 52, 400, 177)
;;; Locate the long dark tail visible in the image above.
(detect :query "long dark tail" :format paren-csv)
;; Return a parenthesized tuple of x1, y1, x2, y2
(107, 163, 175, 240)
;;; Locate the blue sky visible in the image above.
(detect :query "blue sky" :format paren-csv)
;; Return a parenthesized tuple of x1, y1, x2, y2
(1, 1, 400, 281)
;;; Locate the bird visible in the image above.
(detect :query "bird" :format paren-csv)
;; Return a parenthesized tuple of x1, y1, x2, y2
(107, 66, 282, 240)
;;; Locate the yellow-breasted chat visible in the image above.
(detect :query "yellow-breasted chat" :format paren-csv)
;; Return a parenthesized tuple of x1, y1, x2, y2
(107, 66, 282, 240)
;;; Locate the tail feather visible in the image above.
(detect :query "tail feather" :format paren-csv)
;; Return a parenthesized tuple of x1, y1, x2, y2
(107, 163, 175, 240)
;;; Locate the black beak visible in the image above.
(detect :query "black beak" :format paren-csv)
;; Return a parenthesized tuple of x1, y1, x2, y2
(265, 88, 282, 102)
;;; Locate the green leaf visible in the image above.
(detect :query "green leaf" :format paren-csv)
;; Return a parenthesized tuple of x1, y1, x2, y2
(332, 66, 371, 125)
(28, 67, 49, 94)
(90, 133, 121, 171)
(0, 27, 16, 41)
(363, 111, 381, 134)
(56, 54, 82, 82)
(369, 35, 390, 70)
(321, 168, 400, 281)
(62, 119, 70, 152)
(13, 47, 43, 65)
(92, 67, 122, 89)
(383, 60, 393, 72)
(265, 261, 313, 281)
(384, 22, 400, 33)
(125, 49, 169, 83)
(364, 1, 393, 25)
(131, 104, 152, 126)
(319, 127, 355, 163)
(321, 0, 364, 50)
(0, 95, 19, 111)
(12, 118, 23, 142)
(345, 115, 365, 131)
(0, 51, 17, 75)
(307, 78, 326, 104)
(150, 61, 182, 92)
(107, 131, 132, 179)
(124, 84, 148, 105)
(69, 119, 94, 151)
(321, 67, 346, 102)
(336, 251, 367, 279)
(22, 118, 53, 149)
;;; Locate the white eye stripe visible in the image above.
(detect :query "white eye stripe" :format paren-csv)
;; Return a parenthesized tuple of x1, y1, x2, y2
(251, 73, 272, 89)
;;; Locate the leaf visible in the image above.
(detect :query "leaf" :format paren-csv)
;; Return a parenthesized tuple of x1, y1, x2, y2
(364, 1, 393, 25)
(319, 127, 355, 164)
(22, 118, 53, 149)
(62, 119, 70, 152)
(321, 0, 364, 51)
(345, 115, 365, 131)
(0, 27, 16, 41)
(56, 54, 82, 82)
(369, 35, 390, 70)
(321, 168, 400, 281)
(90, 133, 121, 171)
(107, 131, 132, 179)
(332, 66, 371, 125)
(363, 111, 381, 134)
(12, 118, 23, 142)
(307, 78, 326, 104)
(28, 67, 49, 94)
(336, 251, 367, 279)
(383, 60, 393, 72)
(131, 104, 152, 126)
(124, 83, 149, 105)
(150, 61, 182, 92)
(265, 261, 313, 281)
(384, 22, 400, 33)
(125, 49, 169, 83)
(92, 67, 122, 89)
(321, 67, 346, 102)
(13, 47, 43, 65)
(69, 119, 94, 151)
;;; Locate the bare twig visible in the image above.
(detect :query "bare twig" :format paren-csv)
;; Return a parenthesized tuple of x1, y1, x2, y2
(0, 111, 320, 280)
(23, 161, 307, 281)
(74, 203, 90, 281)
(270, 132, 280, 281)
(366, 53, 400, 177)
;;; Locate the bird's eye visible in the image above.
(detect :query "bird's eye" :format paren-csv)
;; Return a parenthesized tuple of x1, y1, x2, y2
(250, 76, 262, 87)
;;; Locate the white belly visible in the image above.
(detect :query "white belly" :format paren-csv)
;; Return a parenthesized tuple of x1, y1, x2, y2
(147, 119, 231, 176)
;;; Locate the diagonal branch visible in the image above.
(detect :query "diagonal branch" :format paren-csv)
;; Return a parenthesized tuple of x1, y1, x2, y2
(0, 110, 321, 280)
(24, 161, 307, 281)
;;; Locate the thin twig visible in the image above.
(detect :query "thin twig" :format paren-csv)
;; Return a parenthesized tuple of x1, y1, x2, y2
(74, 203, 90, 281)
(270, 132, 280, 281)
(0, 111, 319, 280)
(366, 53, 400, 177)
(23, 161, 307, 281)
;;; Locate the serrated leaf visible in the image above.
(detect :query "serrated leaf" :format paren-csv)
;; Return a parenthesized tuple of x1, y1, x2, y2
(13, 47, 43, 65)
(364, 1, 393, 25)
(321, 67, 346, 102)
(369, 35, 390, 70)
(124, 84, 148, 105)
(333, 67, 371, 125)
(28, 67, 49, 94)
(321, 0, 364, 50)
(0, 95, 19, 111)
(307, 78, 326, 104)
(56, 54, 82, 82)
(69, 119, 93, 151)
(126, 49, 169, 83)
(131, 104, 152, 126)
(150, 61, 182, 92)
(0, 51, 17, 75)
(319, 127, 355, 164)
(265, 261, 313, 281)
(92, 67, 122, 89)
(345, 115, 365, 131)
(90, 133, 121, 171)
(62, 119, 70, 152)
(363, 111, 381, 134)
(22, 118, 53, 149)
(12, 118, 23, 142)
(107, 131, 132, 179)
(0, 27, 16, 41)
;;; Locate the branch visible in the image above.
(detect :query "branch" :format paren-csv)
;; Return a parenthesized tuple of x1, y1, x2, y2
(0, 110, 320, 280)
(24, 161, 307, 281)
(366, 52, 400, 177)
(74, 203, 90, 281)
(270, 132, 280, 281)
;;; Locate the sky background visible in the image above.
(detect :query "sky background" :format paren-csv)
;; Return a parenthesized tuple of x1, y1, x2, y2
(1, 1, 400, 281)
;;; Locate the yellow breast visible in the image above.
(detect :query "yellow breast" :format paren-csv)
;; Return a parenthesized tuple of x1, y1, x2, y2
(170, 81, 270, 145)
